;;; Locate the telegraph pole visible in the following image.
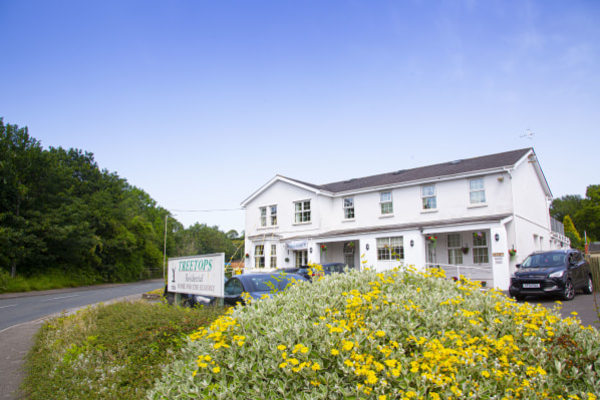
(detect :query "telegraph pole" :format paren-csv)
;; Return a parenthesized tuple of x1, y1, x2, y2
(163, 214, 168, 281)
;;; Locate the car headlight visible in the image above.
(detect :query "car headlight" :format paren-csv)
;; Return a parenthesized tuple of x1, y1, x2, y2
(549, 270, 565, 279)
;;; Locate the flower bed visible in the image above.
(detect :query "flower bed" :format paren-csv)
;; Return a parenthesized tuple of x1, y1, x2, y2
(150, 268, 599, 399)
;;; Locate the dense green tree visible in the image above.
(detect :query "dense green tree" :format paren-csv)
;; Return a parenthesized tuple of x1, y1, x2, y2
(0, 118, 241, 285)
(563, 215, 582, 249)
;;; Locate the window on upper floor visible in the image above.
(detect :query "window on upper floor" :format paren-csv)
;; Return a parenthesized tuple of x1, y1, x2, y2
(380, 191, 393, 215)
(376, 237, 404, 261)
(270, 205, 278, 225)
(473, 232, 489, 263)
(294, 200, 311, 223)
(469, 178, 486, 204)
(422, 184, 437, 210)
(343, 197, 355, 219)
(447, 234, 463, 265)
(255, 245, 265, 268)
(260, 207, 267, 227)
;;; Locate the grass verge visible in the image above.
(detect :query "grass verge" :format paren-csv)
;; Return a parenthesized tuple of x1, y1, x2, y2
(22, 300, 224, 400)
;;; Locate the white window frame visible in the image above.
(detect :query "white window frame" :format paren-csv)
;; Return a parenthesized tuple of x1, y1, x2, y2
(343, 197, 355, 219)
(380, 192, 393, 215)
(376, 236, 404, 261)
(270, 244, 277, 269)
(447, 233, 463, 265)
(294, 200, 311, 224)
(473, 232, 489, 264)
(469, 178, 486, 204)
(295, 250, 308, 267)
(270, 205, 278, 226)
(259, 207, 267, 227)
(421, 184, 437, 210)
(255, 245, 265, 268)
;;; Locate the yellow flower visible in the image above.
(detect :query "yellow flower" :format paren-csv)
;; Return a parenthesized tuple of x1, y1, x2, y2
(375, 330, 386, 337)
(277, 344, 286, 351)
(331, 349, 339, 356)
(212, 366, 220, 373)
(312, 362, 321, 371)
(279, 362, 288, 369)
(310, 380, 320, 386)
(379, 396, 387, 400)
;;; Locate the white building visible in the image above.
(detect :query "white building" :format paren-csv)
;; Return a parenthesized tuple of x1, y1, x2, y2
(241, 148, 569, 290)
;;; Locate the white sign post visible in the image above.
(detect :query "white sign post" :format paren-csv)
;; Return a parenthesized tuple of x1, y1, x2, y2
(167, 253, 225, 298)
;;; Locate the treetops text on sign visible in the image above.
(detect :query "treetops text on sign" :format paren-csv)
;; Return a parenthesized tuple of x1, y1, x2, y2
(168, 253, 224, 297)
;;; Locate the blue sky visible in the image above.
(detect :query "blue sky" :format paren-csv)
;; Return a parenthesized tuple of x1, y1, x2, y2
(1, 0, 599, 232)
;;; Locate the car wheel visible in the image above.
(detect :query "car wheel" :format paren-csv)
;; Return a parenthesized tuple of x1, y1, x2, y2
(582, 275, 594, 295)
(514, 294, 526, 301)
(562, 279, 575, 301)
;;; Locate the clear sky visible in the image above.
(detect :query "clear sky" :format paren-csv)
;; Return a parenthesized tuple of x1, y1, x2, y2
(1, 0, 598, 233)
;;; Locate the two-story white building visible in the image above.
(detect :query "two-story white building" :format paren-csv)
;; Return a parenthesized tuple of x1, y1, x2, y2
(241, 148, 569, 290)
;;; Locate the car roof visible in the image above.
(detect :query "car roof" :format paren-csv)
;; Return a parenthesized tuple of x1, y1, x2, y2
(234, 272, 308, 282)
(322, 262, 346, 266)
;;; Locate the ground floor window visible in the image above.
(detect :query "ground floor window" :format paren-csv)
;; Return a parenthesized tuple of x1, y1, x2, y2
(270, 244, 277, 268)
(447, 233, 463, 265)
(255, 245, 265, 268)
(376, 237, 404, 261)
(473, 232, 489, 263)
(295, 250, 308, 267)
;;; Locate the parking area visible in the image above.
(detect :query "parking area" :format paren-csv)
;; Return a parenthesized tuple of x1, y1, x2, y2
(522, 292, 599, 329)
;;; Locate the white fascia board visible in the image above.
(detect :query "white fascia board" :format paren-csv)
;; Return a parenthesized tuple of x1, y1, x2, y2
(330, 167, 509, 198)
(240, 175, 333, 207)
(515, 149, 552, 198)
(422, 222, 500, 235)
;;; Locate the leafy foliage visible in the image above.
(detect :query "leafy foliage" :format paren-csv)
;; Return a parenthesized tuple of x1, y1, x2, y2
(150, 268, 599, 399)
(22, 301, 224, 400)
(0, 118, 241, 288)
(551, 186, 600, 244)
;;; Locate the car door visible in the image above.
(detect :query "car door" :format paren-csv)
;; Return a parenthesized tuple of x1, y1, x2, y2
(568, 252, 584, 288)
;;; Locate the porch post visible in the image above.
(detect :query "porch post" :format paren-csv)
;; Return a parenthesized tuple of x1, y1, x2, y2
(490, 225, 510, 290)
(310, 241, 320, 265)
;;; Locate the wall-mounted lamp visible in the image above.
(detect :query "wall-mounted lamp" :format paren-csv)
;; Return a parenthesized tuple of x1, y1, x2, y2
(494, 233, 500, 242)
(309, 247, 313, 253)
(410, 240, 414, 247)
(366, 244, 370, 251)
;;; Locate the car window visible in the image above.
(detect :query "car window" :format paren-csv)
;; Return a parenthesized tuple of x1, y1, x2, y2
(522, 253, 566, 268)
(246, 275, 303, 292)
(224, 278, 244, 296)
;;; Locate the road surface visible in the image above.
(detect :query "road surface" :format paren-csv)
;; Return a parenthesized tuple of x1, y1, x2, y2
(0, 280, 164, 332)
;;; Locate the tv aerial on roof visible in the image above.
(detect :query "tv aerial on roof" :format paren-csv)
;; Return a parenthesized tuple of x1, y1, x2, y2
(520, 129, 535, 139)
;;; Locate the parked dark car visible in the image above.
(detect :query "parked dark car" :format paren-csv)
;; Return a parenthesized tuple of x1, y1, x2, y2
(509, 249, 593, 301)
(276, 267, 311, 280)
(223, 272, 308, 305)
(321, 262, 349, 275)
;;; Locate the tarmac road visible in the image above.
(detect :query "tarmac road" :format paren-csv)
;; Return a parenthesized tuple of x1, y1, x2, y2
(0, 280, 163, 400)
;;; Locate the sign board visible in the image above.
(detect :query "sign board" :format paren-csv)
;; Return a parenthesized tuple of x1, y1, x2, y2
(168, 253, 225, 297)
(492, 252, 504, 264)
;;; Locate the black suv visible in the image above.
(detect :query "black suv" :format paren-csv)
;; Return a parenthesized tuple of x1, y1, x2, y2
(509, 249, 593, 301)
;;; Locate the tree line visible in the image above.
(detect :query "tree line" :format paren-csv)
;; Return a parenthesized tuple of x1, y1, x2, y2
(550, 185, 600, 249)
(0, 119, 243, 284)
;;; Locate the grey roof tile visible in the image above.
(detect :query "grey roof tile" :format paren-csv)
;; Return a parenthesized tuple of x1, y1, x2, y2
(285, 148, 532, 194)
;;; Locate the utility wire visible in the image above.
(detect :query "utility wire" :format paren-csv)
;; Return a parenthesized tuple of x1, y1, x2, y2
(169, 208, 243, 213)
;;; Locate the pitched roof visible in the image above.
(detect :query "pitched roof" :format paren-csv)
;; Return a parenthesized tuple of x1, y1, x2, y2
(291, 148, 533, 193)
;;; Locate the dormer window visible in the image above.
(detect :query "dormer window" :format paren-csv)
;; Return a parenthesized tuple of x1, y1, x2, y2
(380, 192, 393, 215)
(469, 178, 486, 204)
(422, 185, 437, 210)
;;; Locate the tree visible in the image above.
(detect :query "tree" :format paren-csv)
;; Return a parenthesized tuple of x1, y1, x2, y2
(563, 215, 582, 249)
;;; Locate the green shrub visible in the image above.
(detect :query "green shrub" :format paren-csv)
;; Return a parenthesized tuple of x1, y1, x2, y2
(22, 301, 224, 400)
(150, 268, 599, 399)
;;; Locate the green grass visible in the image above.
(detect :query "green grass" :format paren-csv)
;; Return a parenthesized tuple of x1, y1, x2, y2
(22, 300, 224, 400)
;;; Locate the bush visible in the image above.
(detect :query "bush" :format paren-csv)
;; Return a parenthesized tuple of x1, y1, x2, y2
(150, 268, 600, 399)
(22, 301, 224, 400)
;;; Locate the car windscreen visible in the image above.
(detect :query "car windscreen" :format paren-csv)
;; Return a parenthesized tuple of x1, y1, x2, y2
(521, 253, 566, 268)
(244, 274, 303, 292)
(323, 264, 345, 273)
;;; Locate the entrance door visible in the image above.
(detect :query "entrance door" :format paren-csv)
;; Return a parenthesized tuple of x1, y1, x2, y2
(295, 250, 308, 267)
(344, 242, 356, 269)
(426, 241, 437, 266)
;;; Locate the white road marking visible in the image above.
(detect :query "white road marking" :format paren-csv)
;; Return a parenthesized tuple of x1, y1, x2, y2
(0, 304, 17, 309)
(49, 294, 80, 301)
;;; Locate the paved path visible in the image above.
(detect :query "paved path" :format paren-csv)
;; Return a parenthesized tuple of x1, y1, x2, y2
(524, 291, 600, 328)
(0, 280, 163, 400)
